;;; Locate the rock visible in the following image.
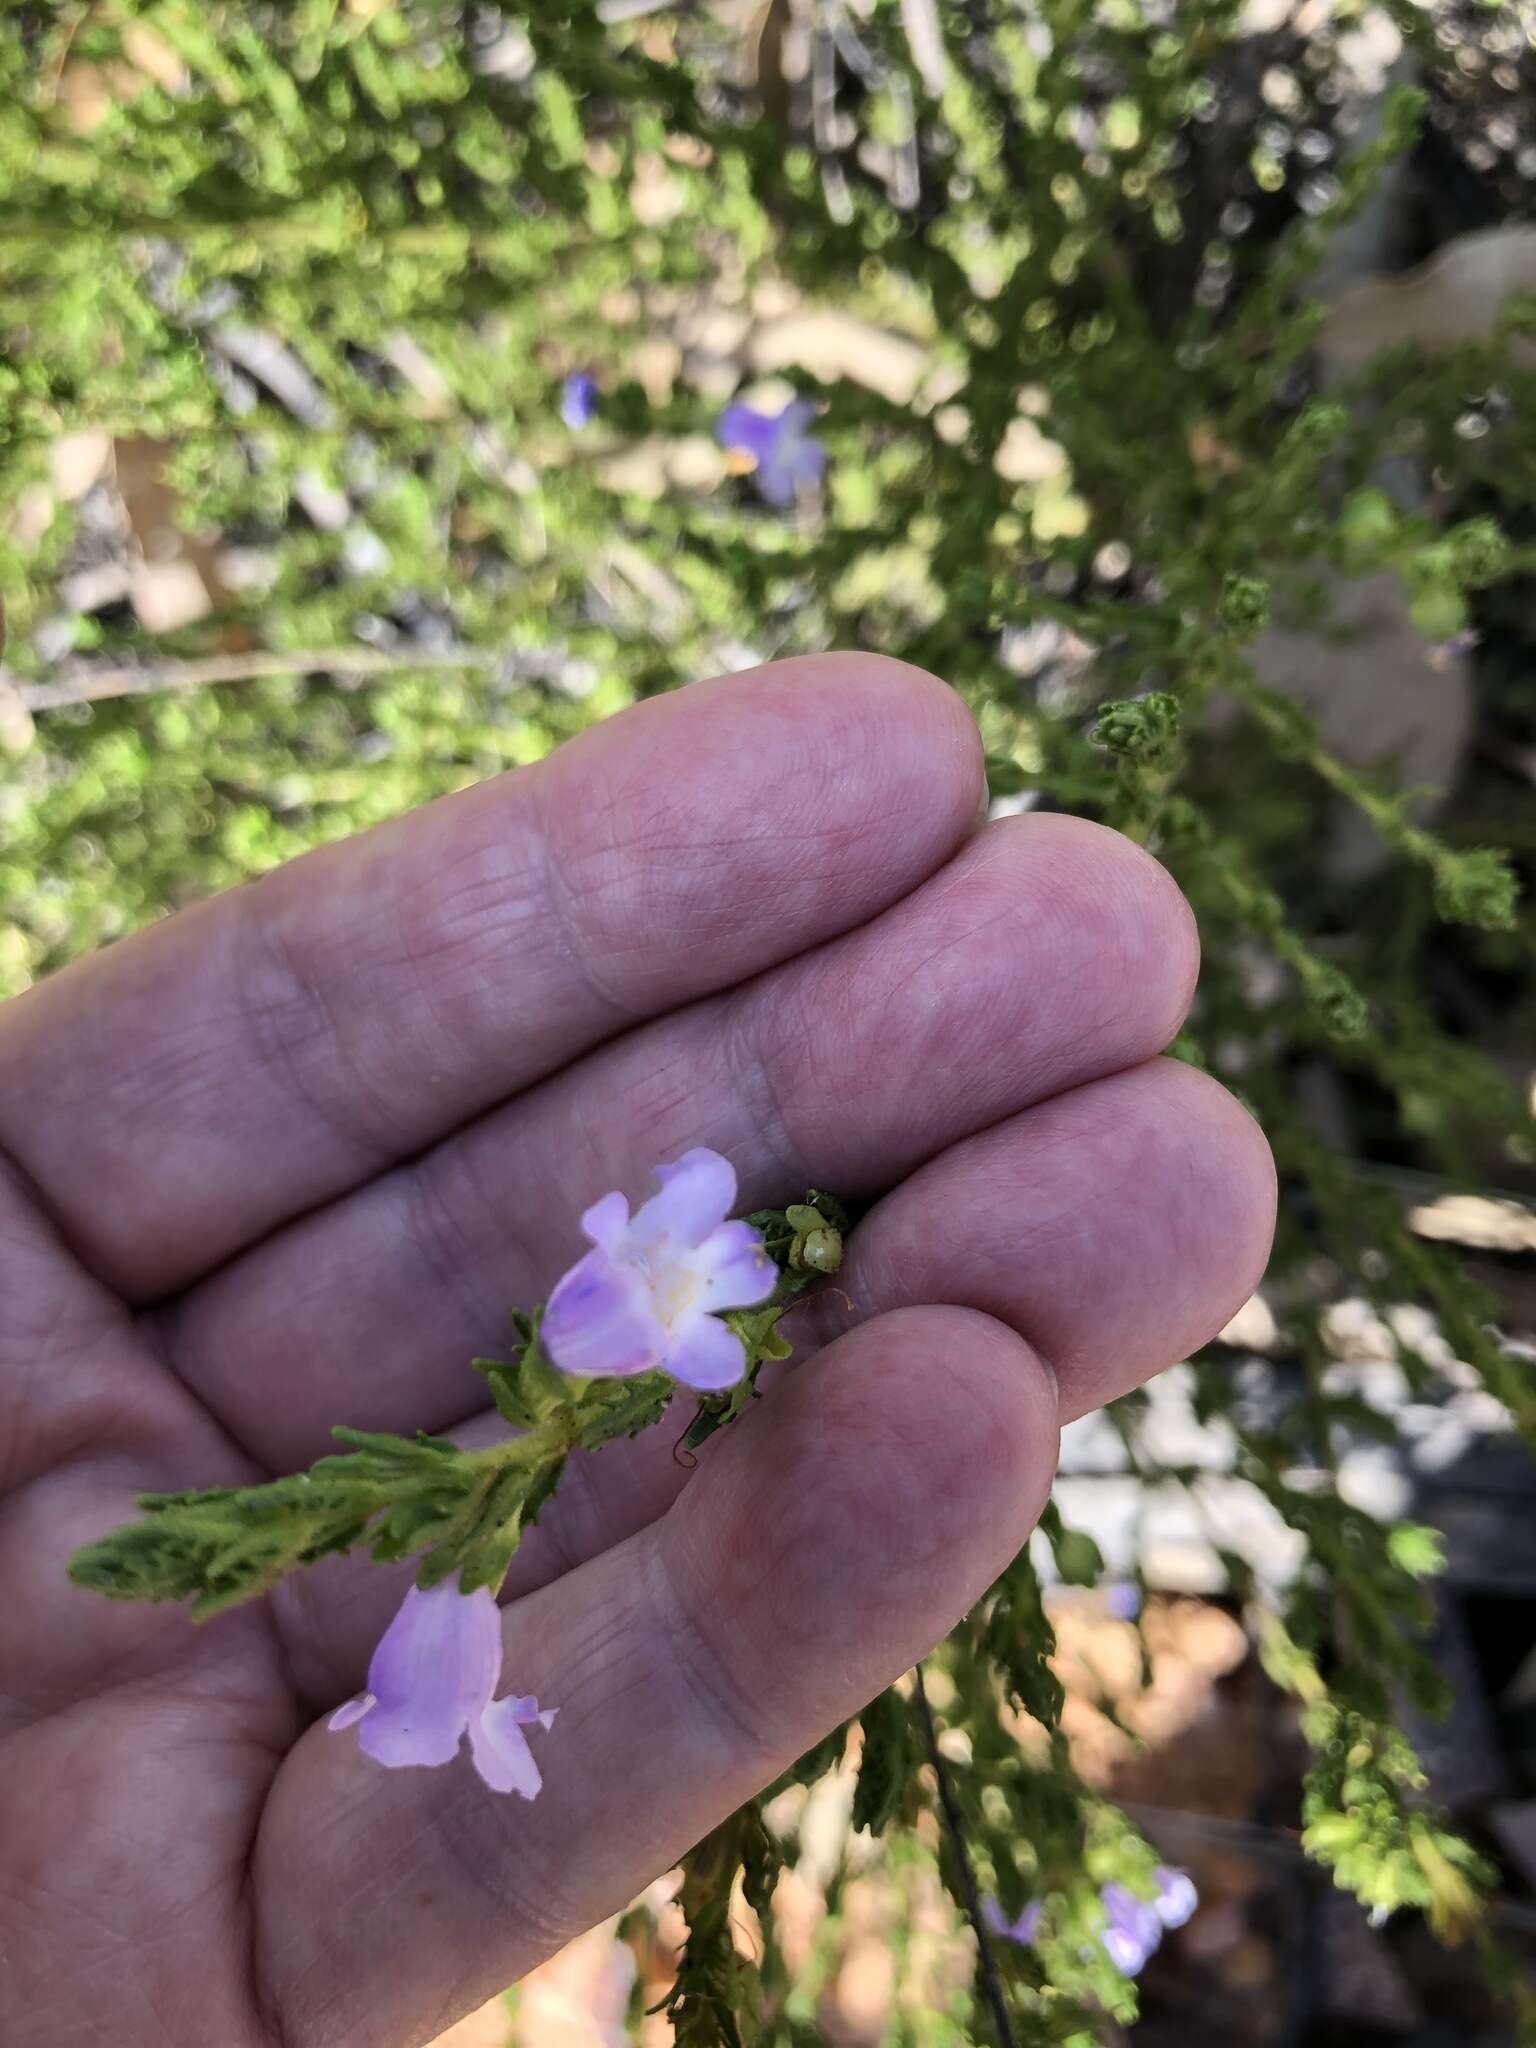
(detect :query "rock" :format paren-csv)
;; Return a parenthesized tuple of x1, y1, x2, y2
(994, 416, 1068, 485)
(9, 485, 54, 549)
(0, 678, 36, 756)
(129, 560, 213, 634)
(380, 332, 455, 418)
(1249, 570, 1474, 880)
(292, 471, 352, 533)
(746, 308, 927, 404)
(1488, 1802, 1536, 1894)
(59, 561, 132, 614)
(1335, 1444, 1413, 1521)
(1409, 1193, 1536, 1255)
(1316, 1890, 1425, 2029)
(211, 324, 337, 428)
(1397, 1591, 1512, 1808)
(1218, 1293, 1282, 1354)
(49, 430, 112, 502)
(120, 21, 189, 94)
(1320, 225, 1536, 372)
(1058, 1407, 1131, 1475)
(1137, 1364, 1240, 1473)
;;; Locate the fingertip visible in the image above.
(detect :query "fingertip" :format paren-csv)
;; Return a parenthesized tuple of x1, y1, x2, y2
(996, 813, 1200, 1053)
(665, 1304, 1059, 1736)
(1161, 1058, 1278, 1324)
(728, 650, 987, 846)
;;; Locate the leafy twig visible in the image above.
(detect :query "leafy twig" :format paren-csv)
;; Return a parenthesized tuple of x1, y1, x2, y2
(914, 1662, 1018, 2048)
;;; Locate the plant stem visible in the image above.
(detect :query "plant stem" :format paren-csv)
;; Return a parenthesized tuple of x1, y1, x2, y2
(913, 1661, 1018, 2048)
(10, 644, 514, 712)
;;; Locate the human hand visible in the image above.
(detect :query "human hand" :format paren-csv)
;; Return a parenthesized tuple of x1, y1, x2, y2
(0, 655, 1273, 2047)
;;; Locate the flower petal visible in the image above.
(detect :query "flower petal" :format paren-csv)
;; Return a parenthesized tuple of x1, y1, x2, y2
(469, 1697, 545, 1798)
(501, 1693, 558, 1730)
(544, 1245, 665, 1378)
(1153, 1867, 1198, 1928)
(716, 402, 782, 460)
(1101, 1883, 1163, 1969)
(351, 1582, 501, 1769)
(694, 1220, 777, 1313)
(580, 1188, 631, 1254)
(755, 403, 825, 505)
(635, 1148, 738, 1251)
(327, 1693, 374, 1732)
(663, 1310, 750, 1392)
(1103, 1927, 1152, 1976)
(561, 371, 598, 428)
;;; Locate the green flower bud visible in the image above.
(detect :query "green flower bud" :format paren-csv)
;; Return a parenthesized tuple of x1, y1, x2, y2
(1433, 848, 1518, 931)
(1090, 690, 1181, 759)
(1219, 573, 1270, 633)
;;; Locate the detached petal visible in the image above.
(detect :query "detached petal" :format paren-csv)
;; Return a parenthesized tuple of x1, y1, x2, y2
(470, 1697, 545, 1798)
(544, 1246, 664, 1378)
(637, 1148, 738, 1251)
(695, 1220, 777, 1313)
(352, 1582, 502, 1770)
(664, 1310, 750, 1392)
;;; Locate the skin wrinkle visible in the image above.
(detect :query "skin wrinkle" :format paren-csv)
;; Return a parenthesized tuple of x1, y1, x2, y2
(641, 1527, 783, 1771)
(232, 884, 402, 1181)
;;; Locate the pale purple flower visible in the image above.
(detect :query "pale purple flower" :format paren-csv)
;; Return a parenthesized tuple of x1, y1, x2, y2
(328, 1579, 555, 1798)
(983, 1896, 1043, 1945)
(717, 398, 827, 506)
(543, 1148, 777, 1391)
(1153, 1865, 1198, 1929)
(1100, 1882, 1165, 1975)
(1104, 1580, 1141, 1622)
(562, 371, 598, 429)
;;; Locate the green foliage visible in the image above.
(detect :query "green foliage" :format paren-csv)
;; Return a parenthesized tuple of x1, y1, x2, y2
(661, 1808, 783, 2048)
(68, 1199, 822, 1613)
(67, 1332, 671, 1616)
(851, 1684, 915, 1838)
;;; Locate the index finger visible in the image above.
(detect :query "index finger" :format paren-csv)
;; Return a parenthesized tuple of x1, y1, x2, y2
(0, 656, 982, 1300)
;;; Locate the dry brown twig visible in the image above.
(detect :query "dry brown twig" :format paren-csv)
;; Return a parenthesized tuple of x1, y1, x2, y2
(6, 645, 511, 714)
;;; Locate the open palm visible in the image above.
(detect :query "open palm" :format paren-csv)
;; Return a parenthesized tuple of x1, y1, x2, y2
(0, 656, 1274, 2048)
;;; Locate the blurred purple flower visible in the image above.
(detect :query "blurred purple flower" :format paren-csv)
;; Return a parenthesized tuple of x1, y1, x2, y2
(1104, 1580, 1141, 1622)
(1100, 1882, 1165, 1976)
(1153, 1865, 1198, 1928)
(328, 1579, 555, 1798)
(982, 1897, 1043, 1946)
(543, 1148, 777, 1391)
(562, 371, 599, 428)
(717, 398, 827, 506)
